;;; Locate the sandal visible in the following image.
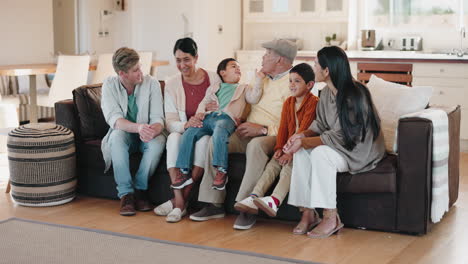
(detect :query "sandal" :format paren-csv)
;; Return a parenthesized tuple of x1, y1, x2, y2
(293, 209, 321, 235)
(307, 209, 344, 238)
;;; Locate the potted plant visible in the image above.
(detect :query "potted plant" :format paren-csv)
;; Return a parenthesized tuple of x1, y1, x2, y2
(325, 33, 340, 46)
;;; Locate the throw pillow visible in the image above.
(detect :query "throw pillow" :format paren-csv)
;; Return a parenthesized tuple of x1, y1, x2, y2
(367, 74, 433, 153)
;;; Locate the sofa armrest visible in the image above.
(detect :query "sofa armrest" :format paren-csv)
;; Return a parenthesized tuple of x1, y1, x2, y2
(55, 99, 81, 141)
(396, 117, 433, 234)
(447, 105, 461, 207)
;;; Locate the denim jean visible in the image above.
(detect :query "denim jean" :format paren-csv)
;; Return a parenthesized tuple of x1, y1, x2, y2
(109, 130, 166, 198)
(176, 112, 235, 171)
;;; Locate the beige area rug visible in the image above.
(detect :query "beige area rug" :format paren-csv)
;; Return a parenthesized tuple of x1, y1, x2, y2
(0, 218, 318, 264)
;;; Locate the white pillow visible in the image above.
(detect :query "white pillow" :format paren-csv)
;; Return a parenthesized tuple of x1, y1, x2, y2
(367, 74, 433, 153)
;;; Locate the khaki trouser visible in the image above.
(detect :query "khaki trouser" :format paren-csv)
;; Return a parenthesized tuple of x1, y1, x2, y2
(251, 159, 292, 204)
(198, 133, 276, 203)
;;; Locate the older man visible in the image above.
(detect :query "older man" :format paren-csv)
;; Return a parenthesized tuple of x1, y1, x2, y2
(101, 47, 166, 216)
(189, 39, 297, 229)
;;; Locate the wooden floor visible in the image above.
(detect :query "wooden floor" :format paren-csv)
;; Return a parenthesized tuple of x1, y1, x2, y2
(0, 153, 467, 264)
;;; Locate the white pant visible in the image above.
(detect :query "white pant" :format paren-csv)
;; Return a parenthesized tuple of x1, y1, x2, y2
(166, 132, 210, 169)
(288, 145, 349, 209)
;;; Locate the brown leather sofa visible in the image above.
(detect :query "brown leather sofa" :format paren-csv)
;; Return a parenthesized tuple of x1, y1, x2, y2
(55, 83, 461, 235)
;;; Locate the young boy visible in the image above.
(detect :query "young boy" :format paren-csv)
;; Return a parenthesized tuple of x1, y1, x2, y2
(234, 63, 319, 221)
(172, 58, 263, 191)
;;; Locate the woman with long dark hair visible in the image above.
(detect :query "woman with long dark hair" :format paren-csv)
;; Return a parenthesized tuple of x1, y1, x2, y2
(283, 46, 385, 238)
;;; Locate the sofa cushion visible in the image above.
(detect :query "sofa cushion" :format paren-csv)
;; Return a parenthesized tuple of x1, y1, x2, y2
(73, 84, 109, 141)
(367, 75, 433, 153)
(337, 154, 397, 193)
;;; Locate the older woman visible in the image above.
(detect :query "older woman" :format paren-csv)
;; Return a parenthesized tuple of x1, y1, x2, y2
(154, 38, 221, 222)
(284, 46, 386, 238)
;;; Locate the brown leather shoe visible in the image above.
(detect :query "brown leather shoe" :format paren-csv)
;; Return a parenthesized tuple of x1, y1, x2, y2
(120, 194, 136, 216)
(135, 189, 152, 212)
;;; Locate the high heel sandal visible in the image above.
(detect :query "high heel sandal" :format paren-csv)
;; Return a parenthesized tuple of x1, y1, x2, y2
(293, 209, 322, 235)
(307, 209, 344, 238)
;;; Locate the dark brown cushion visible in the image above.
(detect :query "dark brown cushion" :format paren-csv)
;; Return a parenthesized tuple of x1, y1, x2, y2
(337, 155, 397, 193)
(73, 84, 109, 141)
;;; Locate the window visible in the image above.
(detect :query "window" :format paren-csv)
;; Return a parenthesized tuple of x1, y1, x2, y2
(272, 0, 289, 13)
(366, 0, 463, 28)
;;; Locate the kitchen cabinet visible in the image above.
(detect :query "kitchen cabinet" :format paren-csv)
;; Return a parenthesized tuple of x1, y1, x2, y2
(243, 0, 348, 23)
(412, 62, 468, 142)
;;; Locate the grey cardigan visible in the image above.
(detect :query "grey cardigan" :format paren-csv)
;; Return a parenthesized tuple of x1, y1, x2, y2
(310, 86, 386, 174)
(101, 75, 165, 172)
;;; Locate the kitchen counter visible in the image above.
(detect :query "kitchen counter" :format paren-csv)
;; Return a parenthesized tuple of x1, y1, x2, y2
(237, 50, 468, 63)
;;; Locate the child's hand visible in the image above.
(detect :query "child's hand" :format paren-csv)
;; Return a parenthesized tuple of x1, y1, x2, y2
(205, 100, 219, 111)
(273, 149, 283, 160)
(255, 69, 266, 79)
(278, 153, 292, 166)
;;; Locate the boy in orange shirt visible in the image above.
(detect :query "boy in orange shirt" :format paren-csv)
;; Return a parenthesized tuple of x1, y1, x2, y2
(234, 63, 319, 222)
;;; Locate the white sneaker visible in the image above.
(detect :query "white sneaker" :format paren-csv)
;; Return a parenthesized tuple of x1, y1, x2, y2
(233, 196, 258, 215)
(154, 200, 173, 216)
(166, 208, 187, 223)
(253, 196, 278, 217)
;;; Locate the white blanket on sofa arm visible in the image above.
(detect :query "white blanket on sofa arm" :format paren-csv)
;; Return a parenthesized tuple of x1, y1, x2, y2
(396, 108, 450, 223)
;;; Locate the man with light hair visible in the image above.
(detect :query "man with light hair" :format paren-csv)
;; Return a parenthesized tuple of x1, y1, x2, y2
(101, 47, 166, 216)
(190, 39, 298, 230)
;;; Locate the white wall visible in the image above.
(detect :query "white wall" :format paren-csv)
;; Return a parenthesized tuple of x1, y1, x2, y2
(192, 0, 242, 71)
(0, 0, 54, 65)
(127, 0, 242, 79)
(76, 0, 241, 79)
(78, 0, 119, 55)
(53, 0, 77, 55)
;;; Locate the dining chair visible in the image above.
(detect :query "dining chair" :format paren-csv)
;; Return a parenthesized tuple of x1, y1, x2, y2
(17, 74, 51, 94)
(91, 53, 115, 84)
(1, 55, 90, 122)
(37, 55, 90, 108)
(357, 62, 413, 86)
(139, 51, 153, 76)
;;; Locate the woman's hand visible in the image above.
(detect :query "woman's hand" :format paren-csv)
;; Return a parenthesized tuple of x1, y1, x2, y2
(283, 136, 303, 154)
(184, 115, 203, 129)
(195, 112, 205, 121)
(287, 133, 305, 144)
(283, 133, 304, 152)
(277, 153, 292, 166)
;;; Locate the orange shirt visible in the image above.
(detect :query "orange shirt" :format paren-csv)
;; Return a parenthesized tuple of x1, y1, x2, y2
(274, 92, 319, 151)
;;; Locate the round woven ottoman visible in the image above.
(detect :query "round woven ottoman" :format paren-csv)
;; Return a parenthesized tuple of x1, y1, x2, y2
(7, 123, 76, 206)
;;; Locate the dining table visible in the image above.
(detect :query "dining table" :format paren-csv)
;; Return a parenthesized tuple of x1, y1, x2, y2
(0, 60, 169, 123)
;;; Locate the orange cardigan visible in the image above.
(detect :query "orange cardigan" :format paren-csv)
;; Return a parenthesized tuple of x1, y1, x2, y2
(274, 92, 319, 151)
